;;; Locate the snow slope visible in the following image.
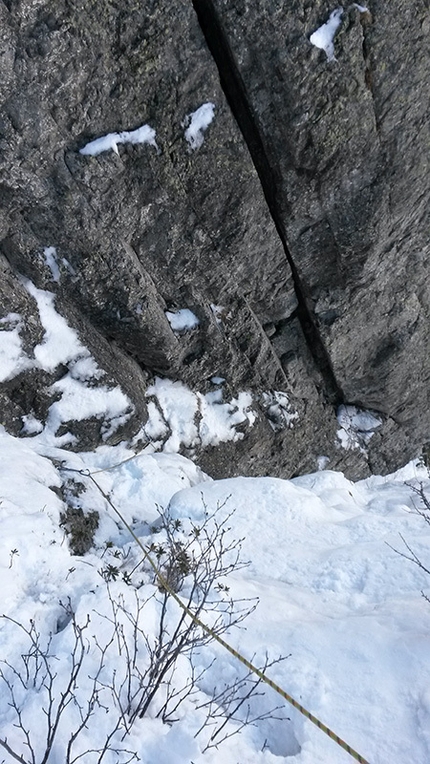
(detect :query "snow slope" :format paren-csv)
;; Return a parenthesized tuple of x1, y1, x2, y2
(0, 423, 429, 763)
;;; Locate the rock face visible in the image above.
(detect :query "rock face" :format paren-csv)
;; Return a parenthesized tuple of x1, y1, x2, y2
(0, 0, 429, 478)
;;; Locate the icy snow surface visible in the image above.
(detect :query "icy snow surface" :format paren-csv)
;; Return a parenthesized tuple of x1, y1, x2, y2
(79, 124, 158, 156)
(183, 103, 215, 150)
(310, 7, 344, 61)
(0, 424, 430, 763)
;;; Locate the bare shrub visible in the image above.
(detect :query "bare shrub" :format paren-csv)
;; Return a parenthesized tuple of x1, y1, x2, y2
(0, 500, 289, 761)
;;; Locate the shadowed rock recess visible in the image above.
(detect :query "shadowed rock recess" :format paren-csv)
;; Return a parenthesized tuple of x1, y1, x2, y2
(0, 0, 429, 478)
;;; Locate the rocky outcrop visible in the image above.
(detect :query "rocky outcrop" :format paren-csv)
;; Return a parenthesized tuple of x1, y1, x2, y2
(193, 0, 430, 475)
(0, 0, 429, 478)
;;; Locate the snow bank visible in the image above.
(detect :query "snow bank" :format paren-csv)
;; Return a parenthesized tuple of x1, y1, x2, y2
(168, 464, 430, 762)
(0, 424, 430, 763)
(80, 123, 158, 156)
(182, 103, 215, 150)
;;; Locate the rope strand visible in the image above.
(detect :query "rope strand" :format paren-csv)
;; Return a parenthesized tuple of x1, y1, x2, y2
(60, 465, 370, 764)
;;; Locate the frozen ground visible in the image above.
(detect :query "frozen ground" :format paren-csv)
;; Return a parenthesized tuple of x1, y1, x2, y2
(0, 422, 429, 763)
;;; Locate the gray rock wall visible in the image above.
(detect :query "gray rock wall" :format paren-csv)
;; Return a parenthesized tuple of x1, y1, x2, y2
(0, 0, 429, 477)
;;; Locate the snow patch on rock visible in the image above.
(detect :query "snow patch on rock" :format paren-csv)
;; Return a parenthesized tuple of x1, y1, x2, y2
(79, 124, 158, 156)
(165, 309, 200, 333)
(310, 7, 344, 61)
(260, 391, 299, 431)
(0, 313, 33, 382)
(142, 378, 256, 453)
(182, 103, 215, 151)
(0, 280, 134, 446)
(337, 404, 382, 451)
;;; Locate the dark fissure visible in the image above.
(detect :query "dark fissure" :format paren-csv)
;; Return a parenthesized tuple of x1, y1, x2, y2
(191, 0, 344, 406)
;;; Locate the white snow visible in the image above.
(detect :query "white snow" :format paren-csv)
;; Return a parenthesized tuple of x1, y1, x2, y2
(0, 313, 32, 381)
(1, 421, 430, 763)
(79, 124, 158, 156)
(45, 374, 132, 446)
(2, 273, 430, 763)
(69, 355, 104, 381)
(143, 378, 257, 452)
(42, 246, 60, 282)
(40, 247, 75, 281)
(352, 3, 368, 11)
(183, 103, 215, 151)
(337, 404, 382, 451)
(21, 413, 44, 435)
(199, 390, 256, 446)
(0, 280, 134, 445)
(24, 279, 88, 371)
(317, 455, 330, 471)
(210, 303, 229, 326)
(165, 308, 200, 332)
(310, 7, 344, 61)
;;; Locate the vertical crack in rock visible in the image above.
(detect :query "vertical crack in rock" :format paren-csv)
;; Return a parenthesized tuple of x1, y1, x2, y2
(191, 0, 344, 406)
(359, 11, 381, 139)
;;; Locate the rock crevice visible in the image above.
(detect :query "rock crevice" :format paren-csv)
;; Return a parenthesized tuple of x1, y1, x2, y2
(192, 0, 344, 407)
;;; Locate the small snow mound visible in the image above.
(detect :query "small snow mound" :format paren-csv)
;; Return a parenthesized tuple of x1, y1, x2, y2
(165, 309, 200, 333)
(337, 404, 382, 451)
(182, 103, 215, 151)
(79, 124, 158, 156)
(310, 7, 344, 61)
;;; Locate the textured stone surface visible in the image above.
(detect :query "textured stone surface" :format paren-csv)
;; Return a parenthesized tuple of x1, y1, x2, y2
(194, 0, 430, 473)
(0, 0, 429, 477)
